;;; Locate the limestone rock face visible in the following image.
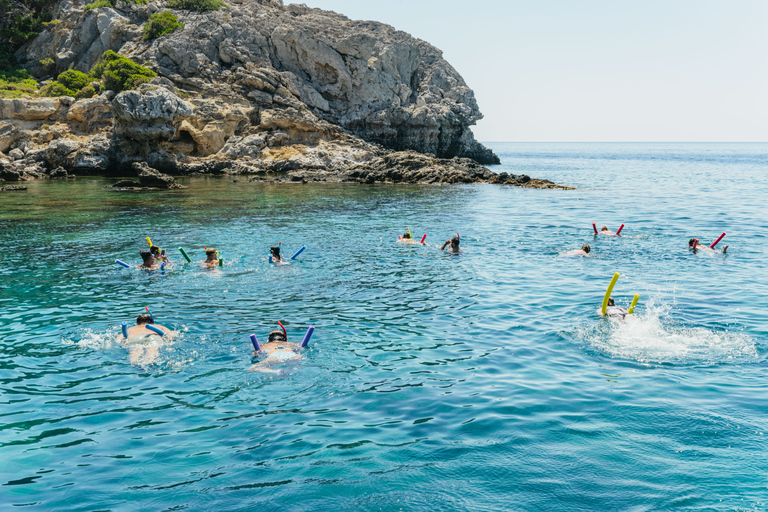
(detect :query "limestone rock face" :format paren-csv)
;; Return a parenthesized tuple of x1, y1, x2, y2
(112, 87, 192, 141)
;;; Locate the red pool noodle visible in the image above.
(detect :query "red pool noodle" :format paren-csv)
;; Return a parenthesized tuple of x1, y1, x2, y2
(692, 238, 699, 250)
(616, 224, 625, 235)
(592, 223, 598, 234)
(420, 234, 427, 244)
(709, 232, 725, 249)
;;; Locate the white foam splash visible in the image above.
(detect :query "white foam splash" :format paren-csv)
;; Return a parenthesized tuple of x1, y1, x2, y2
(577, 299, 757, 364)
(62, 327, 120, 350)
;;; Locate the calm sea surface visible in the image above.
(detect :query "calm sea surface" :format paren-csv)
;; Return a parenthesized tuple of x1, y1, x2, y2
(1, 143, 767, 510)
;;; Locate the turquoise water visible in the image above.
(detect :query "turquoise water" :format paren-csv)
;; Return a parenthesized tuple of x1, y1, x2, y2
(2, 143, 767, 510)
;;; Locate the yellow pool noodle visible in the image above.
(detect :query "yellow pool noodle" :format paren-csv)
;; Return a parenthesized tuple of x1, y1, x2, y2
(628, 294, 639, 314)
(146, 237, 152, 246)
(601, 272, 620, 315)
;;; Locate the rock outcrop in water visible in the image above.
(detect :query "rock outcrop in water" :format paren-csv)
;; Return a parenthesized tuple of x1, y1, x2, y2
(0, 0, 571, 189)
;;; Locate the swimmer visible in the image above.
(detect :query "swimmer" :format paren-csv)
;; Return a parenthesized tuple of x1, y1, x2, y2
(122, 313, 174, 365)
(562, 244, 591, 257)
(398, 230, 426, 245)
(269, 245, 287, 263)
(689, 238, 728, 254)
(598, 226, 617, 236)
(150, 245, 168, 263)
(139, 250, 161, 269)
(597, 297, 628, 320)
(201, 248, 219, 267)
(248, 325, 302, 373)
(440, 236, 460, 253)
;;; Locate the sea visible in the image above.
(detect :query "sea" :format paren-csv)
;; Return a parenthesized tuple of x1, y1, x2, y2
(1, 142, 766, 510)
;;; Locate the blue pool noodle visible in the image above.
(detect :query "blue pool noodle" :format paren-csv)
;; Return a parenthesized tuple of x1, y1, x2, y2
(161, 262, 166, 271)
(121, 322, 129, 338)
(300, 326, 315, 348)
(116, 259, 131, 268)
(268, 255, 273, 262)
(250, 334, 261, 352)
(290, 246, 307, 260)
(146, 324, 165, 337)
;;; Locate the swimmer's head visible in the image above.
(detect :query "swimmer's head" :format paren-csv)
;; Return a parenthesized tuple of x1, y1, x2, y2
(268, 329, 286, 343)
(582, 244, 590, 253)
(601, 226, 608, 232)
(150, 245, 160, 256)
(403, 232, 411, 239)
(205, 248, 217, 259)
(450, 236, 460, 249)
(140, 250, 154, 265)
(136, 314, 152, 325)
(270, 246, 281, 258)
(608, 297, 615, 307)
(688, 238, 696, 247)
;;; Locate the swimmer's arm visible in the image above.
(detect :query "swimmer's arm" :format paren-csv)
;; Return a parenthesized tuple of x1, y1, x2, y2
(440, 240, 449, 250)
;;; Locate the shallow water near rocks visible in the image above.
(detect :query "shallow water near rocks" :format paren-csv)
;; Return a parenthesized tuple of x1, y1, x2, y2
(1, 142, 767, 510)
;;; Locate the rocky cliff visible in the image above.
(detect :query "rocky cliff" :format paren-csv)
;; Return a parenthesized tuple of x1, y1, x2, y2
(0, 0, 571, 188)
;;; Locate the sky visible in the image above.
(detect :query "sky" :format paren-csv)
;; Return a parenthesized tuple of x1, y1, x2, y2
(298, 0, 768, 142)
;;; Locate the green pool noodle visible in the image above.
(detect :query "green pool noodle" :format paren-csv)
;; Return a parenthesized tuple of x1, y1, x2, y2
(219, 257, 223, 266)
(179, 247, 192, 263)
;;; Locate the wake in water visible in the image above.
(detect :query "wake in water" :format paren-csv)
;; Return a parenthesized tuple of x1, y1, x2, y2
(574, 299, 758, 365)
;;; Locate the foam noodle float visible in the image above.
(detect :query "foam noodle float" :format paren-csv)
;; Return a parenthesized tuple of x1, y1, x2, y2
(161, 262, 166, 271)
(616, 224, 625, 235)
(593, 222, 598, 234)
(300, 326, 315, 348)
(268, 255, 273, 262)
(398, 235, 402, 240)
(290, 246, 306, 260)
(116, 259, 131, 268)
(710, 232, 726, 249)
(122, 322, 129, 338)
(420, 234, 427, 244)
(145, 324, 165, 337)
(219, 257, 223, 267)
(145, 307, 154, 323)
(628, 294, 639, 314)
(250, 334, 261, 352)
(601, 272, 621, 315)
(179, 247, 192, 263)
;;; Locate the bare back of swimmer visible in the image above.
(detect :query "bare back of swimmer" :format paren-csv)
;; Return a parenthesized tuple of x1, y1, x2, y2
(124, 314, 174, 365)
(249, 328, 301, 373)
(597, 297, 627, 320)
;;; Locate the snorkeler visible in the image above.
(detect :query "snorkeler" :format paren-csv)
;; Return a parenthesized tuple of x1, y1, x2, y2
(139, 250, 161, 269)
(597, 297, 627, 320)
(593, 223, 624, 236)
(689, 237, 728, 254)
(440, 235, 460, 253)
(398, 229, 426, 244)
(201, 248, 219, 267)
(269, 245, 286, 263)
(122, 313, 174, 365)
(249, 323, 302, 373)
(562, 244, 591, 257)
(150, 245, 168, 263)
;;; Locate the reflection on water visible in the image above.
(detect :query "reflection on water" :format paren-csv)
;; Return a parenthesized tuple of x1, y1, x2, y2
(1, 143, 767, 510)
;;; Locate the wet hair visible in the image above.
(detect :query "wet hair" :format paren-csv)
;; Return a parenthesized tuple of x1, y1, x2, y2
(268, 329, 286, 342)
(136, 314, 152, 325)
(688, 238, 696, 247)
(402, 232, 411, 239)
(270, 246, 281, 258)
(608, 297, 615, 307)
(451, 236, 460, 246)
(601, 226, 608, 232)
(205, 248, 217, 258)
(140, 250, 153, 265)
(150, 245, 160, 255)
(582, 244, 590, 253)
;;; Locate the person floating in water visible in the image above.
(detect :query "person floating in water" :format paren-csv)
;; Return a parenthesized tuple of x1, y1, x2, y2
(598, 225, 616, 236)
(270, 245, 288, 264)
(597, 297, 627, 320)
(689, 238, 728, 254)
(562, 244, 591, 257)
(122, 313, 174, 365)
(150, 245, 168, 263)
(249, 324, 301, 373)
(139, 250, 161, 269)
(201, 248, 219, 267)
(440, 235, 460, 253)
(398, 229, 425, 244)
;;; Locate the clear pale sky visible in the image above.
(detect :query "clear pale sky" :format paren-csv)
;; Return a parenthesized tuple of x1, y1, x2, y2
(298, 0, 768, 142)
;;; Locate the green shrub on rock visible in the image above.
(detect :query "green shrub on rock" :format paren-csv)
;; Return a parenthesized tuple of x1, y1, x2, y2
(84, 0, 113, 10)
(57, 69, 89, 91)
(143, 11, 183, 41)
(39, 81, 76, 97)
(99, 50, 156, 92)
(75, 83, 100, 99)
(167, 0, 226, 12)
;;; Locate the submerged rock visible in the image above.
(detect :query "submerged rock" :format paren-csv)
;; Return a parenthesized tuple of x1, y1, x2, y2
(134, 162, 183, 189)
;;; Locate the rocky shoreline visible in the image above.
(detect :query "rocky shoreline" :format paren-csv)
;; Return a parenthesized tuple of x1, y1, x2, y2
(1, 0, 572, 190)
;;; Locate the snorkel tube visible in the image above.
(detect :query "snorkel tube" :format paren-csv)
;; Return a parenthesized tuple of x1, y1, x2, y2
(601, 273, 621, 316)
(692, 238, 699, 251)
(277, 321, 287, 341)
(179, 247, 192, 263)
(250, 334, 261, 352)
(145, 324, 165, 337)
(592, 223, 598, 234)
(420, 234, 427, 244)
(710, 232, 726, 249)
(145, 307, 154, 323)
(628, 294, 639, 314)
(290, 246, 306, 260)
(122, 322, 129, 339)
(616, 224, 625, 235)
(300, 326, 315, 348)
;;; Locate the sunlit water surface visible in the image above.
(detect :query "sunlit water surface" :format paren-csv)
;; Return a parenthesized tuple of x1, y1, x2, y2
(1, 143, 767, 510)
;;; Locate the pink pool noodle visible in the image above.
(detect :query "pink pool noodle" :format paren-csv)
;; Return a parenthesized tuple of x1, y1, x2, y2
(398, 235, 402, 240)
(616, 224, 625, 235)
(592, 223, 598, 234)
(692, 238, 699, 250)
(420, 234, 427, 244)
(709, 232, 726, 249)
